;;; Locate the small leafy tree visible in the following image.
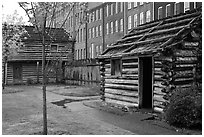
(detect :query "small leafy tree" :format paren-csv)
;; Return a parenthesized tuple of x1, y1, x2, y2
(2, 10, 26, 89)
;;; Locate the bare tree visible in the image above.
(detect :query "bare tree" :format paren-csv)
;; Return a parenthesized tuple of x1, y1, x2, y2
(18, 2, 88, 134)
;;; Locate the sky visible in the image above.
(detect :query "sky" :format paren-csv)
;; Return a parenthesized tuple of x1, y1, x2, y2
(2, 1, 30, 24)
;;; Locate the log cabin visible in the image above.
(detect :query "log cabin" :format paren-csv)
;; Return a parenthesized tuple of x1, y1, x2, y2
(97, 8, 202, 113)
(6, 26, 73, 85)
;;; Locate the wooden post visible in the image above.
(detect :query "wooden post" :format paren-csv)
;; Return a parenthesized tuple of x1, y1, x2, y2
(37, 61, 39, 83)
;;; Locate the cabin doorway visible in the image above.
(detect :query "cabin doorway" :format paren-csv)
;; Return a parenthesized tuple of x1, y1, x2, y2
(139, 57, 153, 109)
(13, 63, 22, 84)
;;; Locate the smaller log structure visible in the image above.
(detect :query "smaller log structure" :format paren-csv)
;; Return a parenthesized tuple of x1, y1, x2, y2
(98, 8, 202, 113)
(6, 26, 73, 85)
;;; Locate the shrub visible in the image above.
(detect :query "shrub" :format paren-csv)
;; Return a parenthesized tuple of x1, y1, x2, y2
(165, 86, 202, 129)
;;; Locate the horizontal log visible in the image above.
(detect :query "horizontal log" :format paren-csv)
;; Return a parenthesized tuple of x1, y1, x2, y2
(154, 87, 166, 96)
(154, 74, 165, 81)
(154, 100, 165, 108)
(104, 75, 138, 80)
(104, 64, 111, 68)
(174, 73, 194, 79)
(105, 93, 138, 103)
(122, 58, 138, 63)
(153, 94, 166, 103)
(154, 62, 162, 68)
(176, 64, 195, 68)
(176, 57, 197, 61)
(105, 83, 138, 91)
(122, 68, 138, 75)
(153, 107, 164, 113)
(174, 49, 197, 56)
(105, 98, 139, 107)
(105, 78, 138, 86)
(105, 88, 139, 97)
(154, 81, 166, 88)
(174, 79, 193, 85)
(174, 67, 193, 71)
(122, 62, 138, 69)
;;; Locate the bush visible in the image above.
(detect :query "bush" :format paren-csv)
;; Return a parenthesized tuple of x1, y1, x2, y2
(165, 86, 202, 129)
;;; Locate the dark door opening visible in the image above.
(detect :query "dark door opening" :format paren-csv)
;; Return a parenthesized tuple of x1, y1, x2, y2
(13, 63, 22, 84)
(139, 57, 153, 109)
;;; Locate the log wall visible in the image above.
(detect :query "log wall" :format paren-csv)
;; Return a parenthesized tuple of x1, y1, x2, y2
(102, 57, 139, 107)
(6, 61, 65, 84)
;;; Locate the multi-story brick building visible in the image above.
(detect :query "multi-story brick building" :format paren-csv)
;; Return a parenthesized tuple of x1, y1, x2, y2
(47, 2, 202, 61)
(154, 2, 202, 20)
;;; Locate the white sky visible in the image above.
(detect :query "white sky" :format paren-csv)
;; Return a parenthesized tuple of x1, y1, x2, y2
(2, 1, 30, 24)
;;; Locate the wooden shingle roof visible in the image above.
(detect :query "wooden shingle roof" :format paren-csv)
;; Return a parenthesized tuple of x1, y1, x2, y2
(7, 26, 73, 62)
(21, 26, 72, 42)
(99, 8, 202, 59)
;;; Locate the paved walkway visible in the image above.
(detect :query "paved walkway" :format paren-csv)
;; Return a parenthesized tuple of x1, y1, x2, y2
(2, 85, 201, 135)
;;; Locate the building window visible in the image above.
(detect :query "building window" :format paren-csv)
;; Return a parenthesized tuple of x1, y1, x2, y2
(75, 50, 78, 60)
(84, 49, 86, 59)
(166, 4, 171, 17)
(111, 59, 122, 76)
(78, 50, 80, 60)
(115, 20, 118, 32)
(89, 47, 92, 58)
(92, 11, 95, 22)
(120, 18, 123, 32)
(80, 29, 83, 42)
(96, 10, 98, 20)
(99, 25, 102, 36)
(120, 2, 123, 12)
(51, 44, 58, 51)
(106, 23, 109, 35)
(140, 12, 144, 25)
(116, 2, 118, 14)
(128, 15, 132, 30)
(184, 2, 190, 12)
(89, 13, 91, 23)
(91, 43, 94, 58)
(194, 2, 197, 8)
(111, 4, 113, 15)
(96, 26, 98, 37)
(92, 27, 95, 38)
(134, 2, 137, 7)
(100, 45, 103, 54)
(134, 14, 137, 27)
(146, 10, 151, 23)
(174, 2, 180, 15)
(89, 28, 91, 39)
(81, 49, 83, 59)
(106, 5, 109, 17)
(110, 22, 113, 34)
(158, 6, 163, 19)
(96, 45, 99, 56)
(128, 2, 131, 9)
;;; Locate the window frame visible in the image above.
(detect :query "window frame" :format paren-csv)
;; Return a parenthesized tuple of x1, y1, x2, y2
(50, 44, 58, 52)
(128, 15, 132, 30)
(140, 12, 144, 25)
(146, 10, 151, 22)
(158, 6, 163, 19)
(184, 2, 190, 12)
(111, 58, 122, 76)
(128, 2, 132, 9)
(166, 4, 171, 17)
(134, 14, 137, 27)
